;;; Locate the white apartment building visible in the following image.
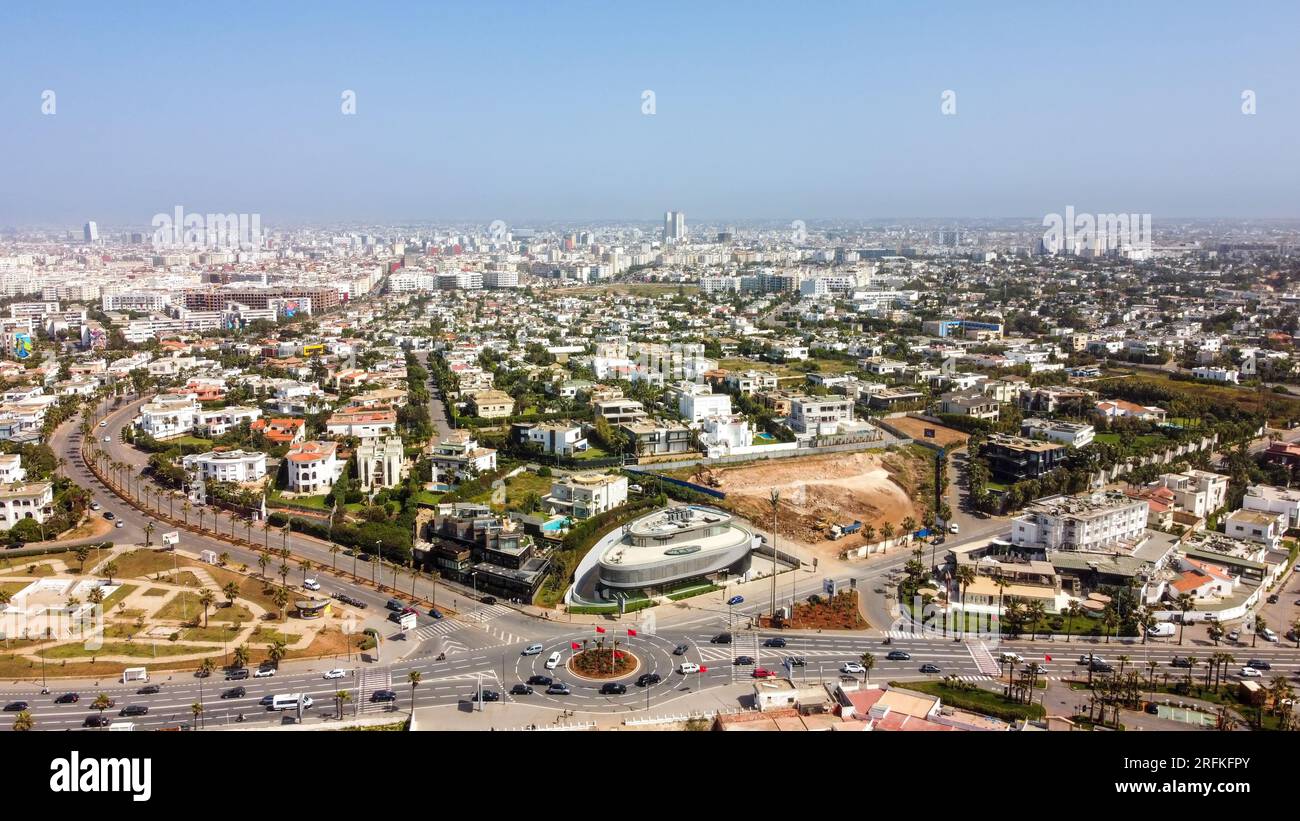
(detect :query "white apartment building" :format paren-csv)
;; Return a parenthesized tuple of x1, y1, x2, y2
(787, 395, 854, 436)
(136, 398, 199, 440)
(0, 481, 53, 531)
(1010, 492, 1148, 552)
(1224, 508, 1285, 550)
(429, 432, 498, 481)
(1156, 470, 1229, 519)
(545, 472, 628, 520)
(1241, 483, 1300, 528)
(356, 436, 406, 489)
(0, 454, 27, 484)
(285, 441, 344, 494)
(195, 406, 262, 437)
(679, 389, 732, 424)
(1020, 418, 1095, 448)
(181, 450, 268, 484)
(699, 414, 755, 457)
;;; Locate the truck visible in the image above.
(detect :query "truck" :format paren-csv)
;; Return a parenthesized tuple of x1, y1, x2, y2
(1146, 623, 1177, 638)
(829, 520, 862, 540)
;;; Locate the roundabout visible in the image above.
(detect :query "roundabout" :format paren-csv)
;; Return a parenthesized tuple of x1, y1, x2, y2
(566, 646, 641, 681)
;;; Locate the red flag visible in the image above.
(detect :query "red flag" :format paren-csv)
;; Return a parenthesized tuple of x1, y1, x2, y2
(700, 665, 708, 673)
(595, 626, 605, 634)
(571, 642, 580, 650)
(627, 628, 637, 637)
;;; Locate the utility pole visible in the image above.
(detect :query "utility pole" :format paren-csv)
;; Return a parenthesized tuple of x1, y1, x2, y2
(770, 488, 779, 625)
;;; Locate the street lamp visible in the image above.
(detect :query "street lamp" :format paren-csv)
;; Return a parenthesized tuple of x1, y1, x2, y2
(769, 488, 779, 625)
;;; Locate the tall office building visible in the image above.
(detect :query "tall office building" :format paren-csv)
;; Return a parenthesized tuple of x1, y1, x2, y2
(83, 221, 99, 244)
(663, 210, 686, 244)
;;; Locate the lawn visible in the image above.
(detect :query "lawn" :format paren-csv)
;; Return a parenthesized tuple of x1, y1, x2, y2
(207, 602, 255, 623)
(154, 591, 205, 622)
(112, 549, 187, 580)
(180, 625, 244, 642)
(141, 587, 170, 597)
(102, 584, 138, 609)
(173, 435, 214, 449)
(201, 565, 287, 614)
(1, 581, 29, 596)
(39, 641, 214, 659)
(243, 628, 300, 646)
(891, 680, 1045, 722)
(501, 471, 554, 510)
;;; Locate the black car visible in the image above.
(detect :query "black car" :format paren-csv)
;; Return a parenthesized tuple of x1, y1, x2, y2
(672, 644, 689, 655)
(636, 673, 661, 687)
(83, 715, 111, 728)
(225, 667, 249, 680)
(194, 667, 211, 678)
(886, 651, 911, 661)
(763, 637, 787, 648)
(481, 596, 497, 606)
(103, 511, 115, 520)
(1171, 656, 1192, 668)
(510, 684, 534, 696)
(357, 553, 372, 562)
(1247, 659, 1272, 670)
(386, 599, 405, 611)
(786, 656, 806, 667)
(919, 664, 941, 673)
(733, 655, 754, 666)
(527, 675, 553, 686)
(221, 687, 246, 699)
(120, 704, 149, 717)
(1267, 594, 1280, 604)
(1145, 702, 1160, 715)
(55, 692, 80, 704)
(478, 690, 501, 702)
(600, 682, 627, 695)
(710, 633, 732, 644)
(137, 685, 160, 695)
(546, 682, 571, 696)
(370, 689, 397, 703)
(4, 701, 29, 711)
(1090, 660, 1114, 673)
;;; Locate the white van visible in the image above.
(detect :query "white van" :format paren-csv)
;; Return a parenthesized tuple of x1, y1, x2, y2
(270, 693, 314, 711)
(522, 643, 544, 656)
(303, 578, 321, 591)
(544, 651, 562, 669)
(1260, 627, 1278, 642)
(678, 662, 700, 674)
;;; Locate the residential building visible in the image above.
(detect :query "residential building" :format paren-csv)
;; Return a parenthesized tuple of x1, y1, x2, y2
(510, 422, 588, 457)
(939, 391, 1000, 421)
(545, 472, 628, 520)
(356, 436, 406, 489)
(0, 481, 53, 531)
(979, 434, 1069, 482)
(1010, 492, 1149, 553)
(1224, 508, 1285, 550)
(285, 441, 344, 494)
(788, 395, 854, 435)
(429, 431, 498, 480)
(1020, 418, 1095, 448)
(467, 389, 516, 419)
(618, 420, 693, 456)
(1241, 483, 1300, 528)
(181, 450, 268, 484)
(326, 408, 398, 439)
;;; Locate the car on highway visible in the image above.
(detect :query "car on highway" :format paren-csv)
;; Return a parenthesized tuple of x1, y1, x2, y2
(481, 596, 497, 606)
(678, 662, 701, 674)
(102, 436, 112, 443)
(120, 704, 148, 717)
(4, 701, 29, 711)
(225, 668, 250, 681)
(253, 667, 276, 678)
(763, 637, 787, 648)
(1089, 660, 1115, 673)
(370, 689, 397, 703)
(55, 692, 80, 704)
(478, 689, 501, 702)
(510, 684, 534, 696)
(919, 664, 941, 674)
(672, 644, 689, 655)
(522, 643, 544, 656)
(710, 633, 732, 644)
(89, 502, 101, 511)
(357, 553, 372, 562)
(885, 651, 911, 661)
(636, 673, 661, 687)
(323, 669, 349, 680)
(949, 522, 960, 534)
(1171, 656, 1192, 668)
(733, 655, 754, 666)
(99, 421, 108, 427)
(1267, 593, 1279, 604)
(220, 687, 246, 699)
(137, 685, 160, 695)
(545, 682, 571, 696)
(1239, 666, 1263, 678)
(102, 511, 115, 520)
(84, 715, 111, 728)
(303, 578, 321, 591)
(841, 662, 866, 674)
(751, 667, 777, 679)
(527, 675, 553, 686)
(1247, 659, 1271, 670)
(600, 682, 627, 695)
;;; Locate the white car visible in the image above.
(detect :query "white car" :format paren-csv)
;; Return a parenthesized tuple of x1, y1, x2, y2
(678, 662, 700, 675)
(323, 669, 348, 680)
(114, 521, 124, 528)
(948, 522, 960, 534)
(1239, 666, 1263, 678)
(90, 502, 101, 511)
(840, 662, 866, 675)
(253, 667, 276, 678)
(98, 421, 108, 427)
(303, 579, 321, 591)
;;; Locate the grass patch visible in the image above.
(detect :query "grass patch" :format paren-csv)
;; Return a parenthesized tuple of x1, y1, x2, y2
(112, 549, 186, 580)
(208, 602, 255, 623)
(890, 679, 1045, 722)
(667, 584, 721, 601)
(102, 584, 138, 609)
(141, 587, 170, 597)
(1, 581, 30, 596)
(180, 625, 243, 642)
(244, 628, 300, 645)
(154, 591, 204, 622)
(39, 641, 214, 659)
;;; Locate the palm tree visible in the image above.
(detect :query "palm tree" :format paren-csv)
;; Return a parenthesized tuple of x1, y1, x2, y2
(101, 561, 118, 585)
(1175, 593, 1194, 645)
(278, 563, 290, 588)
(408, 670, 422, 715)
(859, 652, 876, 684)
(197, 508, 206, 532)
(1208, 623, 1224, 646)
(334, 689, 352, 720)
(1026, 600, 1047, 641)
(198, 588, 216, 628)
(190, 702, 203, 729)
(1253, 615, 1267, 648)
(329, 542, 341, 573)
(218, 551, 230, 567)
(181, 500, 191, 525)
(993, 576, 1010, 630)
(954, 564, 975, 637)
(199, 657, 215, 678)
(272, 587, 290, 621)
(1064, 602, 1081, 643)
(12, 709, 34, 731)
(268, 639, 288, 668)
(256, 553, 269, 578)
(233, 644, 250, 669)
(143, 521, 155, 547)
(1102, 606, 1119, 644)
(92, 693, 112, 728)
(222, 581, 239, 608)
(74, 546, 91, 573)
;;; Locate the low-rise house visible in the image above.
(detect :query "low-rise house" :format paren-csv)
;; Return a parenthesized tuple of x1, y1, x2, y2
(545, 472, 628, 519)
(181, 449, 268, 484)
(939, 391, 1000, 421)
(1020, 418, 1094, 448)
(618, 419, 693, 456)
(1224, 508, 1286, 550)
(356, 436, 407, 489)
(0, 481, 53, 531)
(252, 417, 306, 447)
(285, 441, 344, 494)
(429, 431, 498, 480)
(326, 407, 398, 439)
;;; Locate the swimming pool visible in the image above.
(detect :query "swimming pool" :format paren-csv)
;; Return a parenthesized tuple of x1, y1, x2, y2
(541, 516, 572, 532)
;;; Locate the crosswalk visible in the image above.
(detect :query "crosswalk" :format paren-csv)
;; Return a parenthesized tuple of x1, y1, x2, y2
(411, 604, 516, 642)
(357, 666, 392, 714)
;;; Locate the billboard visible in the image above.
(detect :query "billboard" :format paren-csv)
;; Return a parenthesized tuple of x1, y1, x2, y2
(13, 333, 32, 359)
(302, 343, 325, 358)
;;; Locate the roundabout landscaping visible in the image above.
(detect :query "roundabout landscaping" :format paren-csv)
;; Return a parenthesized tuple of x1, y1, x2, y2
(565, 646, 641, 681)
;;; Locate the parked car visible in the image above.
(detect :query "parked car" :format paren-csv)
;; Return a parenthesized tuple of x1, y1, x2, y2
(751, 668, 778, 679)
(1228, 630, 1241, 642)
(303, 578, 321, 591)
(102, 511, 115, 520)
(600, 682, 627, 695)
(385, 599, 404, 611)
(886, 651, 911, 661)
(225, 668, 249, 681)
(1267, 594, 1280, 604)
(221, 687, 246, 699)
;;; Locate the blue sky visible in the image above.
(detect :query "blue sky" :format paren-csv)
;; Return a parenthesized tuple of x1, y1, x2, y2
(1, 1, 1297, 225)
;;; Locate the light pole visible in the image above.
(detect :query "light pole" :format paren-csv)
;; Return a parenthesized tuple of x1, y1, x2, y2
(769, 488, 779, 625)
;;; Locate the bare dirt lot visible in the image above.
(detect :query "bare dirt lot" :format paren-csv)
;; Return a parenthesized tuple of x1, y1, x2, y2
(879, 416, 969, 449)
(692, 449, 929, 547)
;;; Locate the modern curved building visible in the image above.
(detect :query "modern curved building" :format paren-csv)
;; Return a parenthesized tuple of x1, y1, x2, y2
(595, 505, 757, 595)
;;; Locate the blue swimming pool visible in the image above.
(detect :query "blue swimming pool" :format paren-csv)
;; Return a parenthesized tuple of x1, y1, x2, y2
(541, 517, 572, 532)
